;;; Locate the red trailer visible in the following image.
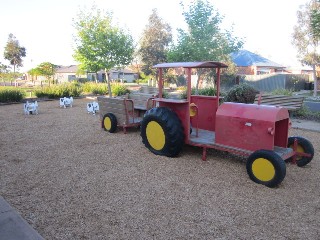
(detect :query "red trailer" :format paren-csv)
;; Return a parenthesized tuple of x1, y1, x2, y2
(140, 61, 314, 187)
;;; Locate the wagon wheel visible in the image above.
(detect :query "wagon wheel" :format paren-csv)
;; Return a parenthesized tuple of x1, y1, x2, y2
(246, 150, 286, 188)
(287, 136, 314, 167)
(102, 113, 117, 133)
(140, 107, 184, 157)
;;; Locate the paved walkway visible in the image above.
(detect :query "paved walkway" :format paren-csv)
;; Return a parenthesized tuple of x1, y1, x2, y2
(0, 196, 43, 240)
(291, 118, 320, 132)
(0, 119, 318, 239)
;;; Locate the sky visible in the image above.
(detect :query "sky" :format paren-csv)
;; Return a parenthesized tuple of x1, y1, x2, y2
(0, 0, 309, 72)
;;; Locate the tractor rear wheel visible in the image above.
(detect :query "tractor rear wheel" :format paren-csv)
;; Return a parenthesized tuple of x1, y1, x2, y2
(287, 136, 314, 167)
(141, 107, 184, 157)
(246, 150, 286, 188)
(102, 113, 117, 133)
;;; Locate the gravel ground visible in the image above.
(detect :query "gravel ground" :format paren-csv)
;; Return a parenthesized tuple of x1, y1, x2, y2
(0, 98, 319, 240)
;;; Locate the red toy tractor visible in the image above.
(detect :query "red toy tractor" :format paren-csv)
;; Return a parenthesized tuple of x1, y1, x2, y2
(140, 61, 314, 187)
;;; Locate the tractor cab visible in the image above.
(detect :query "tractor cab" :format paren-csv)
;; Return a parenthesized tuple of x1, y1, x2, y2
(140, 61, 314, 187)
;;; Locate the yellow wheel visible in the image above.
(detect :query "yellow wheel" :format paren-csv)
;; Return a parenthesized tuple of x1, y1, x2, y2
(247, 150, 286, 187)
(251, 158, 275, 182)
(146, 121, 165, 150)
(102, 113, 117, 133)
(288, 136, 314, 167)
(141, 107, 184, 157)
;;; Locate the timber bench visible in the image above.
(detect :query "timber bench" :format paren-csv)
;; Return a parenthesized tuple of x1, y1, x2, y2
(254, 94, 304, 111)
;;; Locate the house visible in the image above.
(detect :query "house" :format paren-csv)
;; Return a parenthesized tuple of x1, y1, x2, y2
(285, 65, 313, 75)
(87, 68, 138, 83)
(231, 50, 286, 75)
(54, 65, 138, 83)
(55, 65, 86, 83)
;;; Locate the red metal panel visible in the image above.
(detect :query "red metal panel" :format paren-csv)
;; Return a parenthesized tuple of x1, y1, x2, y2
(217, 102, 289, 122)
(215, 102, 289, 152)
(190, 95, 219, 131)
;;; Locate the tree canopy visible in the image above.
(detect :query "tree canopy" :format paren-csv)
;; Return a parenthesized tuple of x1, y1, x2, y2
(138, 8, 173, 75)
(3, 33, 26, 73)
(167, 0, 243, 90)
(167, 0, 243, 63)
(36, 62, 56, 85)
(73, 6, 135, 75)
(292, 0, 320, 96)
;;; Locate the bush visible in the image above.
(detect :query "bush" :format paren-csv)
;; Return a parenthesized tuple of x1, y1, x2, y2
(292, 105, 320, 121)
(82, 82, 108, 95)
(34, 83, 82, 99)
(224, 83, 259, 103)
(179, 87, 217, 99)
(0, 88, 25, 102)
(111, 84, 130, 96)
(271, 88, 293, 96)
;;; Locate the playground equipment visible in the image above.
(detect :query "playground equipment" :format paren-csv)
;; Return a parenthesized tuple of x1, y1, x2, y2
(24, 101, 39, 115)
(97, 93, 155, 133)
(87, 101, 99, 115)
(60, 97, 73, 108)
(140, 61, 314, 187)
(97, 96, 142, 133)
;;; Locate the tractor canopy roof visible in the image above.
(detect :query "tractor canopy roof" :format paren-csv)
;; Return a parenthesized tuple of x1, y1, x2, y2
(153, 61, 228, 69)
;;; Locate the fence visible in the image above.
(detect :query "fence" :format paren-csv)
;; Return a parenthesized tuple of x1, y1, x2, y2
(227, 73, 310, 92)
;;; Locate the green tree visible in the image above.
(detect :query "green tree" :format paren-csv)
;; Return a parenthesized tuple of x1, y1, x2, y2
(167, 0, 243, 91)
(28, 68, 42, 82)
(3, 33, 26, 74)
(73, 6, 134, 96)
(311, 7, 320, 38)
(0, 62, 10, 83)
(138, 8, 172, 75)
(36, 62, 56, 86)
(292, 0, 320, 97)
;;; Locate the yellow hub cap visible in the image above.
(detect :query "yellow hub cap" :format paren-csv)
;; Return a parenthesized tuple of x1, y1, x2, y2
(146, 121, 165, 150)
(104, 117, 111, 130)
(252, 158, 275, 182)
(190, 103, 197, 117)
(290, 144, 304, 160)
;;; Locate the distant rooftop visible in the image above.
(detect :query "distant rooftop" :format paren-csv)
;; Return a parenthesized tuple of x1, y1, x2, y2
(55, 65, 78, 73)
(231, 50, 285, 68)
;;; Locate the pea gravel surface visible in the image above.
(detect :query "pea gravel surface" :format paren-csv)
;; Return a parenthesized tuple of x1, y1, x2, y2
(0, 98, 319, 240)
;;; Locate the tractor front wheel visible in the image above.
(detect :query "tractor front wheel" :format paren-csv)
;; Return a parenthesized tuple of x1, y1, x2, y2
(141, 107, 184, 157)
(287, 136, 314, 167)
(246, 150, 286, 188)
(102, 113, 117, 133)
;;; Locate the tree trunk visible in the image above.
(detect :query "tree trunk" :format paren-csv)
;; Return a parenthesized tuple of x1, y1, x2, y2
(313, 64, 318, 97)
(195, 69, 204, 95)
(105, 68, 112, 98)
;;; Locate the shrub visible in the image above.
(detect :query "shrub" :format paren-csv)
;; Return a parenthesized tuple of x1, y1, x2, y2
(111, 84, 130, 96)
(198, 87, 217, 96)
(82, 82, 108, 95)
(0, 88, 25, 102)
(292, 105, 320, 121)
(179, 87, 217, 99)
(271, 88, 293, 96)
(34, 83, 82, 99)
(224, 83, 259, 103)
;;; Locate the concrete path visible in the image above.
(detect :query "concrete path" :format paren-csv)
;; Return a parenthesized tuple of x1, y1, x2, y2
(291, 119, 320, 132)
(0, 196, 43, 240)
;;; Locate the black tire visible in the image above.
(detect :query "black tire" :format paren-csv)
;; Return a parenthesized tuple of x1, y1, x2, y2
(246, 150, 286, 188)
(102, 113, 117, 133)
(287, 136, 314, 167)
(141, 107, 184, 157)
